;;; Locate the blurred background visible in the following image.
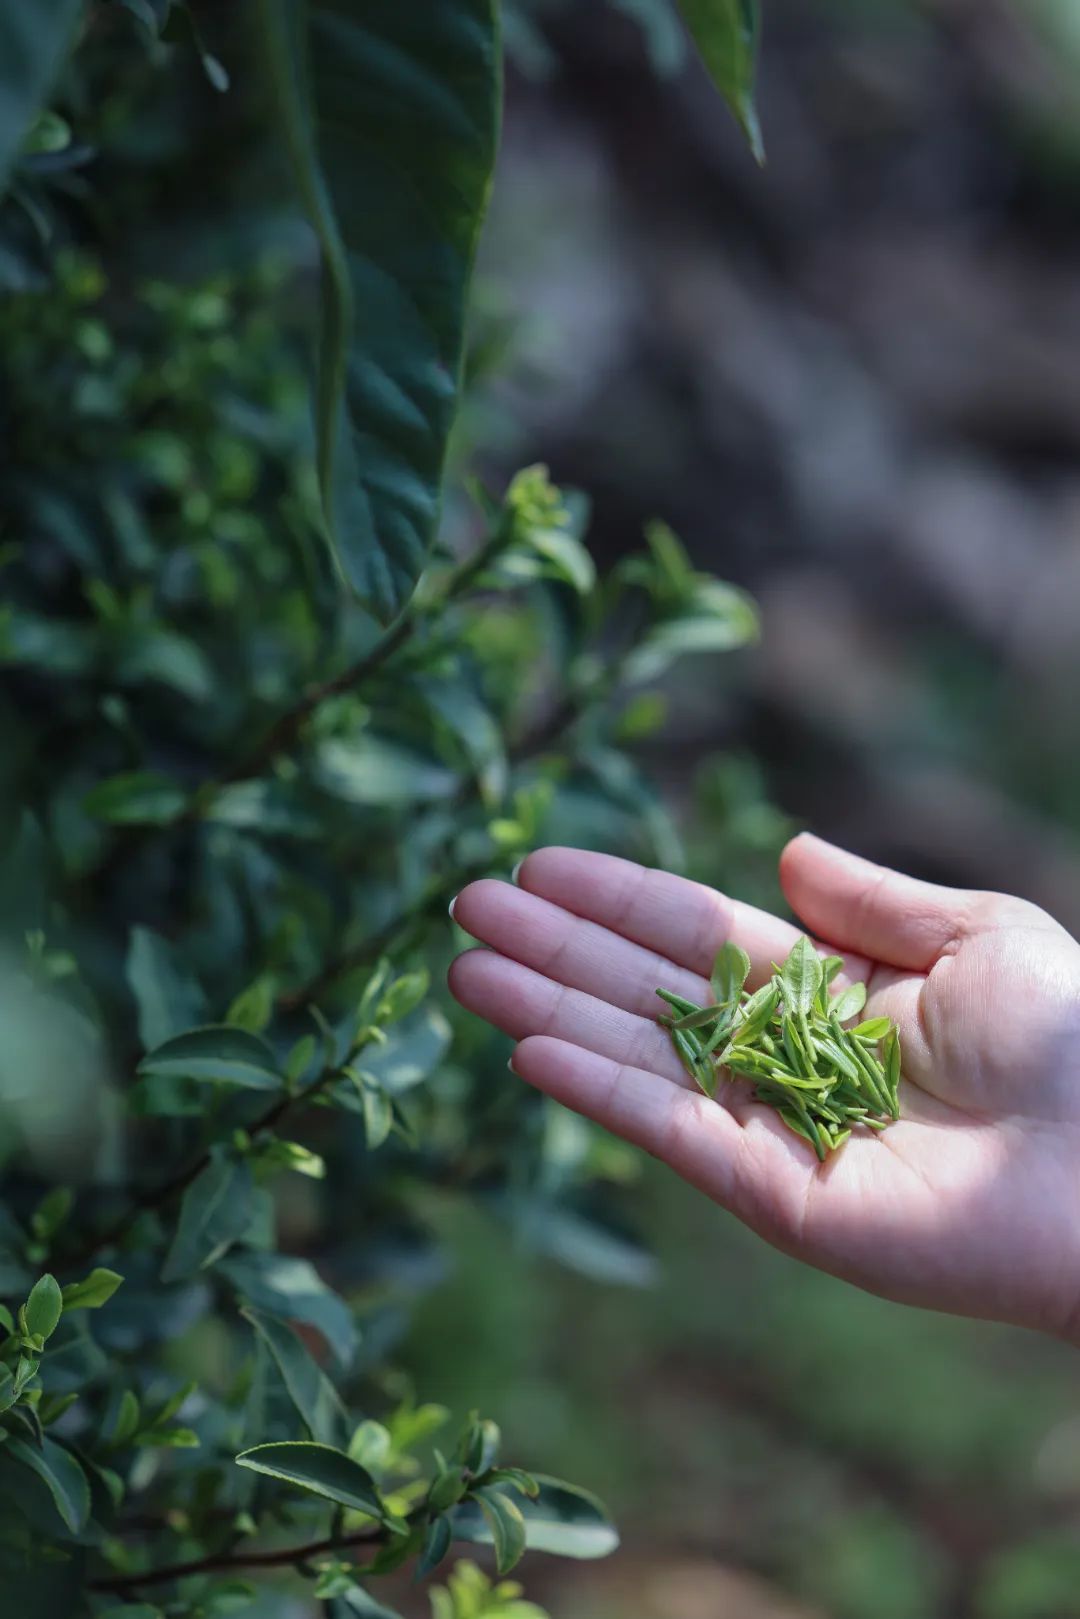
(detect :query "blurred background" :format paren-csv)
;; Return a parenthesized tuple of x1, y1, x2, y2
(401, 3, 1080, 1616)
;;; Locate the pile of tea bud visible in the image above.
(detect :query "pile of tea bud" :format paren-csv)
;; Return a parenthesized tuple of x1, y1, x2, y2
(657, 936, 901, 1160)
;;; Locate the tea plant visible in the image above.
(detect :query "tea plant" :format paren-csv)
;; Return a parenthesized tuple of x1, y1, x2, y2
(659, 938, 902, 1158)
(0, 1, 763, 1615)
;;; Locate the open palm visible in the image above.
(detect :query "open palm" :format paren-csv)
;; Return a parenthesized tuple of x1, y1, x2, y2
(449, 835, 1080, 1342)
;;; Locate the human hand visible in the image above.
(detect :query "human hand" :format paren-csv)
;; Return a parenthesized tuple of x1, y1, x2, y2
(448, 836, 1080, 1342)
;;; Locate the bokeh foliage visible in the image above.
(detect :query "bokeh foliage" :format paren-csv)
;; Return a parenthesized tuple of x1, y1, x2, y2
(0, 3, 761, 1615)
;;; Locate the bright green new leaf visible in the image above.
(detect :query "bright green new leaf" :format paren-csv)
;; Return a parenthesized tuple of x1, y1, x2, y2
(257, 0, 502, 621)
(138, 1026, 284, 1091)
(24, 1274, 63, 1342)
(60, 1268, 123, 1311)
(781, 935, 823, 1017)
(235, 1440, 388, 1519)
(8, 1436, 90, 1534)
(676, 0, 764, 161)
(712, 940, 751, 1008)
(242, 1307, 347, 1446)
(830, 982, 868, 1024)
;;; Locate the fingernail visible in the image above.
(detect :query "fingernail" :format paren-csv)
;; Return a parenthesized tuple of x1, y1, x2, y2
(510, 859, 524, 884)
(448, 895, 459, 920)
(507, 1053, 519, 1075)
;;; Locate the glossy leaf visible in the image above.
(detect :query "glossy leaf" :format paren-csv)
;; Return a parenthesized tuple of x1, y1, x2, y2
(473, 1486, 527, 1575)
(677, 0, 764, 161)
(138, 1026, 284, 1091)
(7, 1436, 89, 1534)
(452, 1474, 618, 1560)
(242, 1307, 346, 1446)
(83, 771, 187, 826)
(258, 0, 501, 620)
(235, 1441, 388, 1519)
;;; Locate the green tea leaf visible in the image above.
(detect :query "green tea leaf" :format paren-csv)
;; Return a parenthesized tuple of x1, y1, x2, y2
(138, 1026, 284, 1091)
(60, 1269, 123, 1311)
(851, 1017, 893, 1041)
(452, 1474, 618, 1560)
(24, 1274, 62, 1342)
(257, 0, 501, 620)
(83, 771, 187, 826)
(416, 1513, 452, 1579)
(235, 1440, 388, 1519)
(830, 982, 867, 1023)
(781, 936, 822, 1017)
(472, 1486, 527, 1575)
(125, 928, 208, 1051)
(162, 1152, 255, 1282)
(7, 1435, 89, 1533)
(676, 0, 764, 162)
(711, 940, 751, 1008)
(242, 1307, 346, 1446)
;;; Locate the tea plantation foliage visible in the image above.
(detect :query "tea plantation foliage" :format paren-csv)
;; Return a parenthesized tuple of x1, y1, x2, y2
(0, 2, 760, 1613)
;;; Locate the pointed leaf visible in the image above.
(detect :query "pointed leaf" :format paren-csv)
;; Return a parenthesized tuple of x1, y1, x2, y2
(162, 1153, 255, 1282)
(242, 1307, 346, 1445)
(235, 1440, 388, 1519)
(676, 0, 764, 161)
(781, 936, 822, 1017)
(451, 1474, 618, 1560)
(711, 940, 751, 1008)
(61, 1268, 123, 1311)
(829, 982, 867, 1024)
(125, 927, 208, 1050)
(473, 1487, 526, 1575)
(138, 1026, 284, 1091)
(7, 1435, 89, 1533)
(416, 1513, 452, 1579)
(257, 0, 501, 620)
(24, 1275, 62, 1342)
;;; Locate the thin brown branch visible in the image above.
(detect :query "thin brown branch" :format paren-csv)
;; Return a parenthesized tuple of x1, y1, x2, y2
(90, 1524, 385, 1594)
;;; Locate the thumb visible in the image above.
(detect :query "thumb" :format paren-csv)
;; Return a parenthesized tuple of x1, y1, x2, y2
(779, 834, 975, 970)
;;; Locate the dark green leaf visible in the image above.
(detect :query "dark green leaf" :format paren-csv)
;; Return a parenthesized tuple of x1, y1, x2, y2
(138, 1026, 284, 1091)
(7, 1436, 89, 1534)
(125, 928, 208, 1050)
(219, 1252, 357, 1368)
(0, 0, 81, 195)
(162, 1152, 255, 1282)
(235, 1440, 388, 1519)
(257, 0, 501, 620)
(452, 1474, 618, 1560)
(676, 0, 764, 161)
(83, 772, 187, 826)
(473, 1486, 527, 1575)
(416, 1513, 452, 1579)
(242, 1307, 346, 1445)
